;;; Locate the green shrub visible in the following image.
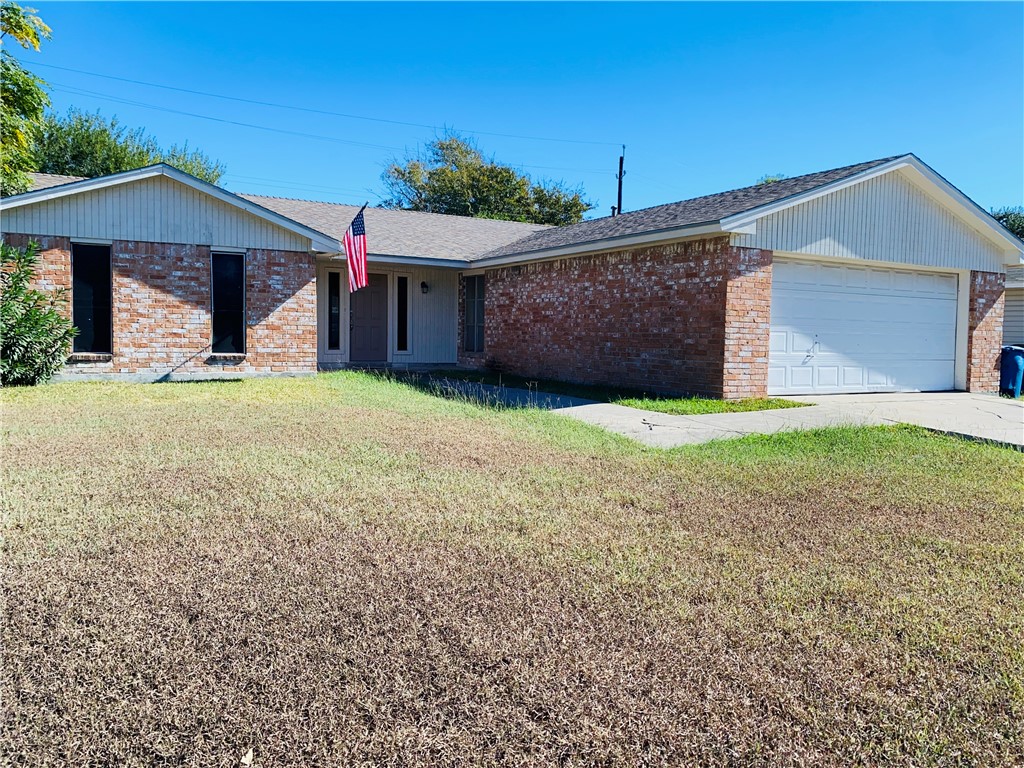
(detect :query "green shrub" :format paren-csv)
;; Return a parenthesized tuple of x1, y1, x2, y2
(1, 239, 76, 386)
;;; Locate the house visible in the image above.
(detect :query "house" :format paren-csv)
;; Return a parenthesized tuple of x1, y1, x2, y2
(2, 154, 1021, 397)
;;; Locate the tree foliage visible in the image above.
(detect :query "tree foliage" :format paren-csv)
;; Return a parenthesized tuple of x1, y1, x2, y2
(991, 206, 1024, 240)
(1, 240, 76, 386)
(382, 135, 593, 225)
(34, 108, 226, 184)
(0, 2, 50, 195)
(756, 174, 788, 186)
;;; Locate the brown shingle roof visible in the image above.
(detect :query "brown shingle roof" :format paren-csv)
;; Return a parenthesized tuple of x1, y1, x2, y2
(28, 173, 87, 191)
(239, 194, 549, 261)
(480, 156, 907, 260)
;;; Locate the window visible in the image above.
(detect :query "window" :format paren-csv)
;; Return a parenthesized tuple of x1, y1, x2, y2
(396, 275, 410, 352)
(211, 252, 245, 354)
(328, 271, 341, 351)
(464, 275, 485, 353)
(71, 243, 112, 354)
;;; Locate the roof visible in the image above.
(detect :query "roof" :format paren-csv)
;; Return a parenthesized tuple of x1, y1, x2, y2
(29, 173, 87, 191)
(481, 156, 903, 260)
(238, 194, 548, 263)
(4, 164, 343, 252)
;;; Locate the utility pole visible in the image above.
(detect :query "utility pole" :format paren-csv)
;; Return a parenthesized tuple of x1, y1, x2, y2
(615, 145, 626, 216)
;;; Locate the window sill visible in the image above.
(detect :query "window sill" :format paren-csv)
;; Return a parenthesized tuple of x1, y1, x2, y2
(206, 353, 247, 364)
(67, 352, 112, 363)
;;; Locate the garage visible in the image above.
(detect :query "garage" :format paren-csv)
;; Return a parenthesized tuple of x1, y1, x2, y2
(768, 259, 958, 395)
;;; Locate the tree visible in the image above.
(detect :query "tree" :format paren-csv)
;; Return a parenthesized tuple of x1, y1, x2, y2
(382, 135, 593, 225)
(0, 2, 50, 195)
(991, 206, 1024, 240)
(1, 239, 76, 386)
(756, 173, 788, 185)
(33, 108, 226, 184)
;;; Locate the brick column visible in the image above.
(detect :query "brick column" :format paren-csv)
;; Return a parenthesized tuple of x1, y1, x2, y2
(965, 270, 1004, 392)
(722, 247, 773, 400)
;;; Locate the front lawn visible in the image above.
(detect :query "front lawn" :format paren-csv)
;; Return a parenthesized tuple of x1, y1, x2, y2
(2, 372, 1022, 766)
(401, 368, 808, 414)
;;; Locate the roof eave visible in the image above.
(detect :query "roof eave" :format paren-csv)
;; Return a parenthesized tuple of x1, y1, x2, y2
(1, 164, 343, 253)
(470, 221, 743, 268)
(720, 154, 1024, 261)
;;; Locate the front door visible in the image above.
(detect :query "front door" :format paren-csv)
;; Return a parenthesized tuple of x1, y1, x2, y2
(349, 273, 388, 362)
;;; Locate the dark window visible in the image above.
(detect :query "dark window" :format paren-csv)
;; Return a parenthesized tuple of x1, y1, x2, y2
(211, 252, 245, 354)
(396, 275, 409, 352)
(71, 243, 112, 354)
(464, 275, 485, 353)
(328, 271, 341, 350)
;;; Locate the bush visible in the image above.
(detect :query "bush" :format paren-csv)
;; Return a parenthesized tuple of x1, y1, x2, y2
(1, 239, 76, 386)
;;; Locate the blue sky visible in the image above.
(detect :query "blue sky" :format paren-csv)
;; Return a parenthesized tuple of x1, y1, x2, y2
(21, 1, 1024, 216)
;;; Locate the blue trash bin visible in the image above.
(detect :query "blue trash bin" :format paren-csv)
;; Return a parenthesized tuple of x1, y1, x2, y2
(1001, 346, 1024, 398)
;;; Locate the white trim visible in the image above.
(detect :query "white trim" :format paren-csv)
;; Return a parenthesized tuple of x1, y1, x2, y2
(68, 236, 113, 246)
(722, 155, 1024, 260)
(392, 271, 414, 357)
(954, 271, 970, 391)
(210, 245, 247, 254)
(471, 223, 728, 268)
(2, 164, 343, 253)
(328, 252, 468, 269)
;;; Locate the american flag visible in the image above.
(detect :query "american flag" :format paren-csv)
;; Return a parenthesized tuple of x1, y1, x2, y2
(344, 206, 368, 292)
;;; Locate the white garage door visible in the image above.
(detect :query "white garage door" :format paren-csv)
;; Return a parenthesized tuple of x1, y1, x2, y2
(768, 259, 958, 395)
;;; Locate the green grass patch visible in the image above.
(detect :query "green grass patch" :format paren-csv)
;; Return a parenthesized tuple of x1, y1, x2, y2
(616, 394, 805, 414)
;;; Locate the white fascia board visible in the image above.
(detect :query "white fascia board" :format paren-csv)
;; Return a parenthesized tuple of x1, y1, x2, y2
(470, 222, 731, 269)
(327, 252, 468, 269)
(1, 164, 343, 253)
(720, 154, 1024, 260)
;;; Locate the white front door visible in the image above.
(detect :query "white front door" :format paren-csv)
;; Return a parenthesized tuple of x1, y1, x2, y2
(768, 259, 958, 395)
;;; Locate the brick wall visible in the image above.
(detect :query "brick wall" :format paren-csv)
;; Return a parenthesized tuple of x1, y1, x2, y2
(469, 237, 772, 398)
(3, 234, 316, 380)
(722, 247, 773, 399)
(5, 234, 71, 312)
(966, 270, 1004, 392)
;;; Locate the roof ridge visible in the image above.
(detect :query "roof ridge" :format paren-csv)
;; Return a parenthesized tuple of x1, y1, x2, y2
(239, 192, 552, 228)
(597, 154, 909, 224)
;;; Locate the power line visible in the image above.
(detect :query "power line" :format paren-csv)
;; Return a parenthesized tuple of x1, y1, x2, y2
(50, 83, 408, 152)
(35, 61, 623, 148)
(50, 82, 616, 179)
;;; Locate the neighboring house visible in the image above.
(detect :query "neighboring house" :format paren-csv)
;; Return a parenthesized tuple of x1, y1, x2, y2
(1005, 265, 1024, 347)
(1, 154, 1021, 397)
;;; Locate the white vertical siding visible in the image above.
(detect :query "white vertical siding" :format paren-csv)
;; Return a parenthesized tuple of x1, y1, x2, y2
(1005, 288, 1024, 346)
(401, 265, 459, 364)
(732, 169, 1008, 273)
(1, 176, 309, 251)
(316, 260, 458, 365)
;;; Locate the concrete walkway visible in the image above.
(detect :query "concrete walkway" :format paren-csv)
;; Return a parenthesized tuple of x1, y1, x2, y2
(555, 392, 1023, 450)
(430, 378, 1023, 450)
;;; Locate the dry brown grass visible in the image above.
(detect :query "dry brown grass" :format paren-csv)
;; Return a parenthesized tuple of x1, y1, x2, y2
(2, 373, 1023, 766)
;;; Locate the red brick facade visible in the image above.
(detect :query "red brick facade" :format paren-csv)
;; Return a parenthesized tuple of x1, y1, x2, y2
(722, 247, 773, 399)
(463, 237, 773, 398)
(5, 234, 316, 380)
(966, 270, 1005, 393)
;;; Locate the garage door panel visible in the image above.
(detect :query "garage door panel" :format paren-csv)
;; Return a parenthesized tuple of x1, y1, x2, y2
(769, 260, 957, 395)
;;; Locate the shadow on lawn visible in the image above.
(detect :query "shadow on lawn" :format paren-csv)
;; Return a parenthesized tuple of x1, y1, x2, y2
(380, 371, 593, 411)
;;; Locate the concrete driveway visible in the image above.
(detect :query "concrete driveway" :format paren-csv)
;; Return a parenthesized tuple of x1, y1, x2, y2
(555, 392, 1024, 450)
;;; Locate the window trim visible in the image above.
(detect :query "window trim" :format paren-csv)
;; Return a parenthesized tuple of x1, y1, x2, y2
(70, 241, 113, 355)
(464, 275, 485, 354)
(210, 250, 247, 356)
(394, 272, 412, 355)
